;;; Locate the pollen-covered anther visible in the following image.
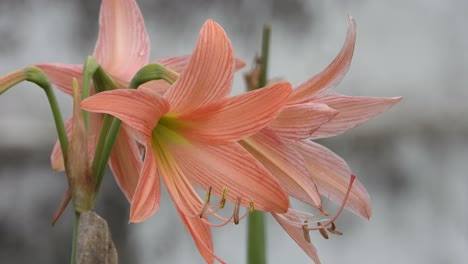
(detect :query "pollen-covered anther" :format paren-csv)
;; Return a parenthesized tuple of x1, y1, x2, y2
(199, 186, 212, 218)
(302, 220, 311, 243)
(219, 186, 228, 209)
(317, 222, 329, 239)
(234, 197, 242, 224)
(327, 222, 343, 236)
(249, 199, 255, 213)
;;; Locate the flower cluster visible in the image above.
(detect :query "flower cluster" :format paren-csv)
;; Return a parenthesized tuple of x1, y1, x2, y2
(0, 0, 401, 263)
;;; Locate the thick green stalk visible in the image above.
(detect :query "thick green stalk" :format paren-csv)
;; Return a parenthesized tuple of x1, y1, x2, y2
(42, 82, 69, 163)
(247, 24, 271, 264)
(70, 212, 81, 264)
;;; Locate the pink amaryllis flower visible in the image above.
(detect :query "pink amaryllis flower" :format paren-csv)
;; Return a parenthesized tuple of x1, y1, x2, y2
(35, 0, 244, 201)
(81, 20, 291, 263)
(240, 16, 402, 263)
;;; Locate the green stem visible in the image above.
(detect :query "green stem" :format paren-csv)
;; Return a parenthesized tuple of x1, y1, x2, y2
(247, 24, 271, 264)
(70, 212, 81, 264)
(7, 67, 70, 163)
(91, 114, 113, 191)
(43, 84, 69, 163)
(81, 57, 100, 129)
(93, 117, 122, 191)
(258, 24, 271, 89)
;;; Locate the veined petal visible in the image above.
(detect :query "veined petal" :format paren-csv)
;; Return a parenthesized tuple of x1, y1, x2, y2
(155, 55, 246, 73)
(169, 142, 289, 213)
(80, 89, 169, 138)
(51, 117, 73, 171)
(164, 20, 234, 113)
(268, 103, 338, 141)
(178, 81, 292, 144)
(143, 56, 246, 96)
(310, 94, 402, 139)
(272, 212, 321, 264)
(241, 128, 321, 207)
(108, 127, 142, 201)
(288, 16, 356, 104)
(294, 140, 371, 219)
(129, 148, 161, 222)
(35, 63, 83, 95)
(93, 0, 150, 79)
(152, 138, 205, 217)
(176, 207, 225, 264)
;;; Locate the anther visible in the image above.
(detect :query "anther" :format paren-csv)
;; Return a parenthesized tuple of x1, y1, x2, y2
(317, 222, 329, 239)
(319, 206, 329, 216)
(220, 186, 228, 209)
(199, 187, 212, 218)
(327, 222, 343, 236)
(304, 175, 356, 232)
(302, 220, 311, 243)
(249, 199, 255, 213)
(234, 198, 241, 225)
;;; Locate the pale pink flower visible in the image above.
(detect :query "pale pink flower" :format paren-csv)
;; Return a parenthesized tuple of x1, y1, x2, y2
(81, 20, 291, 263)
(34, 0, 245, 201)
(241, 16, 402, 263)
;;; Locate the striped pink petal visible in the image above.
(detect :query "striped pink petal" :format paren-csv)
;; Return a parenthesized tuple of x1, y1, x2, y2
(129, 149, 161, 222)
(143, 56, 246, 95)
(93, 0, 150, 79)
(80, 89, 169, 138)
(241, 128, 321, 207)
(108, 127, 143, 201)
(156, 55, 245, 73)
(294, 140, 371, 219)
(35, 63, 83, 95)
(169, 142, 289, 213)
(310, 94, 402, 139)
(153, 141, 205, 218)
(164, 20, 234, 114)
(288, 16, 356, 104)
(272, 212, 321, 264)
(178, 81, 292, 145)
(268, 103, 338, 140)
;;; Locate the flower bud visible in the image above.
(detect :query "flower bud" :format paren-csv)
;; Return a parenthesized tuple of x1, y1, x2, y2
(66, 78, 95, 212)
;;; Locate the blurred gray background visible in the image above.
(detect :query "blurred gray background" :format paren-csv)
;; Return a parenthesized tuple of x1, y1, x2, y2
(0, 0, 467, 263)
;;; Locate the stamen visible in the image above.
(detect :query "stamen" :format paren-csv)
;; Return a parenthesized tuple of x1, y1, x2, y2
(249, 199, 255, 212)
(234, 198, 241, 224)
(327, 222, 343, 236)
(220, 186, 228, 209)
(317, 222, 329, 239)
(199, 187, 212, 218)
(306, 175, 356, 231)
(205, 187, 212, 203)
(302, 220, 311, 243)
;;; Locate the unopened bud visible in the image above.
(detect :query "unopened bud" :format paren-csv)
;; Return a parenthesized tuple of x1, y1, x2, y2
(66, 78, 95, 212)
